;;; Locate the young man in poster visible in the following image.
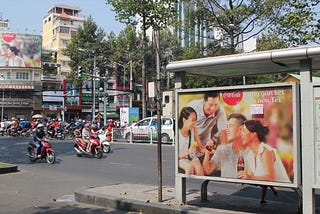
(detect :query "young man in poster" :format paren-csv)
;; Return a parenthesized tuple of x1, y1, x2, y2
(187, 91, 228, 150)
(202, 113, 248, 177)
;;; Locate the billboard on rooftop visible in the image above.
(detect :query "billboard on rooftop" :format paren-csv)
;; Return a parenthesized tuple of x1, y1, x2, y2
(0, 32, 42, 68)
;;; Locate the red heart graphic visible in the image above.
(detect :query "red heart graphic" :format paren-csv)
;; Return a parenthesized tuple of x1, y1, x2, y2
(2, 32, 16, 43)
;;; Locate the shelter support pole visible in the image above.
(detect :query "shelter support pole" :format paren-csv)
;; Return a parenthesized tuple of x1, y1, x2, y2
(174, 71, 186, 204)
(300, 59, 315, 214)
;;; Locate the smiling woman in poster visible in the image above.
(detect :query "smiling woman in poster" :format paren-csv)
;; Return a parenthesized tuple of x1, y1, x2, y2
(178, 106, 204, 176)
(237, 120, 290, 182)
(6, 46, 25, 67)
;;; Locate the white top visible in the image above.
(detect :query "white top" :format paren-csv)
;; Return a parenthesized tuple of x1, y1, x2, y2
(179, 130, 197, 159)
(246, 143, 290, 182)
(211, 143, 249, 178)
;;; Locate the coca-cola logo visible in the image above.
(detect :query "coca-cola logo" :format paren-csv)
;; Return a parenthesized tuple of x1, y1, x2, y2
(2, 32, 16, 42)
(222, 91, 243, 106)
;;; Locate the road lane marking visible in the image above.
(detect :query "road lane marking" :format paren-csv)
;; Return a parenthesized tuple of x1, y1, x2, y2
(109, 162, 132, 166)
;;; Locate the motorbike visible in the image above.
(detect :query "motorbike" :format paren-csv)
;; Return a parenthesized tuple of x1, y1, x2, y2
(74, 133, 103, 159)
(20, 128, 33, 137)
(26, 139, 55, 164)
(47, 125, 65, 140)
(97, 129, 111, 153)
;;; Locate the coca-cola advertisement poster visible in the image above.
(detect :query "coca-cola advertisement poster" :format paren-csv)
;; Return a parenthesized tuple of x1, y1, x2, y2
(177, 83, 299, 187)
(0, 32, 41, 68)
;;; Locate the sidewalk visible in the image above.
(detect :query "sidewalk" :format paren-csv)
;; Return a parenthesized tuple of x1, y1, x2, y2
(74, 183, 301, 214)
(0, 162, 18, 174)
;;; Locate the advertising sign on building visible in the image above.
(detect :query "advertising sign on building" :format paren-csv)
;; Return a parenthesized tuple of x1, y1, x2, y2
(177, 83, 299, 187)
(62, 80, 81, 110)
(120, 107, 140, 127)
(0, 32, 41, 68)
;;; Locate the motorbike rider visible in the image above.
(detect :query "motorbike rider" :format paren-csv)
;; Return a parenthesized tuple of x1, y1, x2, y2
(73, 119, 83, 138)
(105, 120, 114, 142)
(33, 123, 46, 158)
(8, 118, 20, 136)
(81, 123, 91, 151)
(53, 118, 61, 136)
(86, 124, 99, 152)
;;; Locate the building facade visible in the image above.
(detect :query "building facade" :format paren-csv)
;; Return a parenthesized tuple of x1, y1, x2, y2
(42, 4, 85, 76)
(0, 67, 42, 120)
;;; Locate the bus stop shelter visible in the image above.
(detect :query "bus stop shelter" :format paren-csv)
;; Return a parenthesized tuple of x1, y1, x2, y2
(167, 45, 320, 213)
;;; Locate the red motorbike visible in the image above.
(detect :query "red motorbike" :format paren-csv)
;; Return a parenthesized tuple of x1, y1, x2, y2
(27, 139, 55, 164)
(74, 133, 103, 159)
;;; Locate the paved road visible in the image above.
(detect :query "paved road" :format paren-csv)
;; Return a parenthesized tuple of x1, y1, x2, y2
(0, 136, 303, 213)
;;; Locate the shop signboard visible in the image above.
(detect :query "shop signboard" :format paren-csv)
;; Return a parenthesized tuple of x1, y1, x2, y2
(176, 82, 300, 188)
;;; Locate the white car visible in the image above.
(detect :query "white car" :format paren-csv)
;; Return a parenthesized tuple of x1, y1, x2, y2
(123, 116, 174, 143)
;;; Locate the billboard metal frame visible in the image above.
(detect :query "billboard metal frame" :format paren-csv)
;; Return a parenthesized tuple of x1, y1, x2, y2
(175, 82, 300, 188)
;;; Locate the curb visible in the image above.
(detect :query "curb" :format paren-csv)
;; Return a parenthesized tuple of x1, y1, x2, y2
(0, 162, 18, 174)
(75, 186, 201, 214)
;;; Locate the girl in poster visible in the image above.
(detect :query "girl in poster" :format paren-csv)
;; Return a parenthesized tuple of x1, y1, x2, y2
(237, 120, 290, 182)
(178, 107, 204, 176)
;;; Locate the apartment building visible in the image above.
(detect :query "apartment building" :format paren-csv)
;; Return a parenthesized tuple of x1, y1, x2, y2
(42, 4, 85, 76)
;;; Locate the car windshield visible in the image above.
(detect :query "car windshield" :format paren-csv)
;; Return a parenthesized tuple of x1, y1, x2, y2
(163, 118, 172, 125)
(137, 119, 150, 126)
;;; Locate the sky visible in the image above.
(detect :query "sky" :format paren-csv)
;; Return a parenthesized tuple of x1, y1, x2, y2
(1, 0, 126, 35)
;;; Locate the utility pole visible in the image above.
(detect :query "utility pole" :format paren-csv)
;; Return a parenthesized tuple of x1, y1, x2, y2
(155, 28, 162, 202)
(92, 54, 96, 123)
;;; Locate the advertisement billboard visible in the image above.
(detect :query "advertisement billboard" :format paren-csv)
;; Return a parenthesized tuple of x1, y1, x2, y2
(0, 32, 42, 68)
(62, 80, 81, 110)
(177, 83, 299, 187)
(120, 107, 140, 127)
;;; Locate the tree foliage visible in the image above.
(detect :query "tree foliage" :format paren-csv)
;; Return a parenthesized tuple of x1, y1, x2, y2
(63, 16, 110, 85)
(187, 0, 287, 52)
(105, 0, 178, 117)
(267, 0, 320, 46)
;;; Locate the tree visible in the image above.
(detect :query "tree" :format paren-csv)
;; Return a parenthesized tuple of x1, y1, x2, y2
(63, 16, 110, 85)
(187, 0, 288, 53)
(105, 0, 178, 118)
(106, 25, 144, 104)
(267, 0, 320, 46)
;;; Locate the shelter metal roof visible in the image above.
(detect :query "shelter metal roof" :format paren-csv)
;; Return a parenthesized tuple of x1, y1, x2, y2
(166, 46, 320, 77)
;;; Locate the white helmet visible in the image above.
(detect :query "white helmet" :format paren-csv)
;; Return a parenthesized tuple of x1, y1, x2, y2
(37, 124, 44, 128)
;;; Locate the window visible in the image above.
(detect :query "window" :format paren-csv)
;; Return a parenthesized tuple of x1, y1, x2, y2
(163, 118, 172, 125)
(16, 72, 29, 80)
(61, 39, 68, 45)
(60, 26, 69, 34)
(34, 72, 40, 77)
(9, 90, 31, 98)
(164, 95, 170, 103)
(137, 118, 150, 126)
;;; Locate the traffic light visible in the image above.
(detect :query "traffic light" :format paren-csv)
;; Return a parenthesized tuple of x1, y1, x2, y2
(77, 66, 83, 78)
(105, 96, 110, 106)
